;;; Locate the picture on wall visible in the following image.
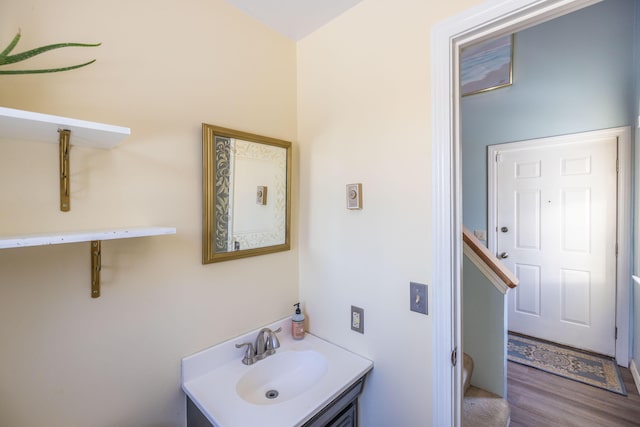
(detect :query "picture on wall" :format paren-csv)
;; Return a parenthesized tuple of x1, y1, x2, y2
(461, 34, 513, 96)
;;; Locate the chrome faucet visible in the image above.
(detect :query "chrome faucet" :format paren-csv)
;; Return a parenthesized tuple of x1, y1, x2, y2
(255, 327, 281, 359)
(235, 341, 256, 365)
(235, 327, 282, 365)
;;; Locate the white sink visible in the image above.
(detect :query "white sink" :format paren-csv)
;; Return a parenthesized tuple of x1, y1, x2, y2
(181, 318, 372, 426)
(236, 350, 328, 405)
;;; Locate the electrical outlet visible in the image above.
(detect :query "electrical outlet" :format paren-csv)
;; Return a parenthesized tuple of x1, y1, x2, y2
(410, 282, 428, 315)
(351, 305, 364, 334)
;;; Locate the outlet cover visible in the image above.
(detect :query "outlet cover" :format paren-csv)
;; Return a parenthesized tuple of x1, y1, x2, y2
(351, 305, 364, 334)
(410, 282, 428, 315)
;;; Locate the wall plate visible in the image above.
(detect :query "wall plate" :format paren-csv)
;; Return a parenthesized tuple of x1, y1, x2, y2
(256, 186, 267, 205)
(346, 183, 362, 210)
(351, 305, 364, 333)
(410, 282, 428, 315)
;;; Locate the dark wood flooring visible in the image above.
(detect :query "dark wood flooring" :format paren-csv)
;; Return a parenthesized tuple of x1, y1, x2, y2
(507, 361, 640, 426)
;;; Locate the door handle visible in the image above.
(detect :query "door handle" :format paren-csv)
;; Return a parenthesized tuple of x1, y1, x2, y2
(501, 226, 509, 233)
(499, 252, 509, 259)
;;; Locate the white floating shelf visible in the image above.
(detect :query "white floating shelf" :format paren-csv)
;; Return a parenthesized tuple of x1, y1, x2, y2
(0, 106, 130, 149)
(0, 227, 176, 249)
(0, 107, 171, 298)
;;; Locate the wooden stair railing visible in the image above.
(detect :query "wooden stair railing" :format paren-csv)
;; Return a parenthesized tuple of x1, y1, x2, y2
(463, 226, 518, 294)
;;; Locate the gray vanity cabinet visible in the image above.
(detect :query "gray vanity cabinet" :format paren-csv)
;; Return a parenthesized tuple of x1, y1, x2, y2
(313, 400, 357, 427)
(301, 376, 365, 427)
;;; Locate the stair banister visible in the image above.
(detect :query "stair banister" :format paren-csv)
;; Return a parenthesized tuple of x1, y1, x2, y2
(462, 226, 518, 294)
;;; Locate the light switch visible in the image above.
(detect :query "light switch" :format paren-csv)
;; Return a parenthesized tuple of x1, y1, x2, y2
(346, 183, 362, 210)
(410, 282, 428, 315)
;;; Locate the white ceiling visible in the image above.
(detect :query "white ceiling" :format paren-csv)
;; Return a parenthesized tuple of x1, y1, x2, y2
(223, 0, 363, 41)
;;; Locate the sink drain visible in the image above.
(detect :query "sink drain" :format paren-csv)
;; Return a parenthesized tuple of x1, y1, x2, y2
(265, 389, 279, 399)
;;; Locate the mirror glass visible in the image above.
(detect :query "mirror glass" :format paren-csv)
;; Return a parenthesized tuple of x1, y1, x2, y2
(202, 124, 291, 263)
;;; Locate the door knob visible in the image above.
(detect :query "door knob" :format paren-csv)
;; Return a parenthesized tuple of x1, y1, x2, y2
(501, 227, 509, 233)
(499, 252, 509, 259)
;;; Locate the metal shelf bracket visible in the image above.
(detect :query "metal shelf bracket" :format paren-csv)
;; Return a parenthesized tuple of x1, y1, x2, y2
(59, 129, 71, 212)
(91, 240, 101, 298)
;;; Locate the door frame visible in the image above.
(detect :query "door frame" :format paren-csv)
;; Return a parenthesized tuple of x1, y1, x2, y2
(431, 0, 603, 426)
(487, 127, 631, 365)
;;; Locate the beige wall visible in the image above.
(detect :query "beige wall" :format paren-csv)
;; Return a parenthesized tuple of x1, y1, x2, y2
(0, 0, 298, 426)
(297, 0, 481, 425)
(0, 0, 493, 425)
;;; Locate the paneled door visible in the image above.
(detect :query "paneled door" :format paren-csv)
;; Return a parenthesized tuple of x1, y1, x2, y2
(493, 132, 617, 356)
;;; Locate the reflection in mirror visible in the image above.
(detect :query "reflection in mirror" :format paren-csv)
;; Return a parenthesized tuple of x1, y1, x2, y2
(202, 124, 291, 263)
(216, 139, 286, 251)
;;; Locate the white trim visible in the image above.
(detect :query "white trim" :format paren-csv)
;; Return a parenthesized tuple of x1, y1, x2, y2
(431, 19, 461, 425)
(432, 0, 601, 425)
(616, 130, 632, 366)
(463, 242, 510, 294)
(631, 359, 640, 393)
(487, 127, 631, 365)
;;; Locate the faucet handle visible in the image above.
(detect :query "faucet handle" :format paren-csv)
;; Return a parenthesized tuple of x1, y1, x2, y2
(265, 327, 282, 355)
(271, 327, 282, 342)
(235, 342, 256, 365)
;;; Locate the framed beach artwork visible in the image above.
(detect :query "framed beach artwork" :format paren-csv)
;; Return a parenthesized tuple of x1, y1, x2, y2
(461, 34, 513, 96)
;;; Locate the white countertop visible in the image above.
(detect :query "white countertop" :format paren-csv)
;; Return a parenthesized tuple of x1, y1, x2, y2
(181, 318, 373, 427)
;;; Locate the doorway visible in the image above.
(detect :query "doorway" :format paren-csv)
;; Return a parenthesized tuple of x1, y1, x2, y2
(487, 127, 630, 358)
(430, 0, 632, 426)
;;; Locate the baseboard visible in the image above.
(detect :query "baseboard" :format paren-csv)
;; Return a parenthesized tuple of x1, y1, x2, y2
(631, 359, 640, 394)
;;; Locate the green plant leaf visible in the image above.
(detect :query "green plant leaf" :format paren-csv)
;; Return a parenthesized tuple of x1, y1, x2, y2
(0, 42, 101, 66)
(0, 59, 96, 74)
(0, 31, 100, 74)
(0, 31, 21, 59)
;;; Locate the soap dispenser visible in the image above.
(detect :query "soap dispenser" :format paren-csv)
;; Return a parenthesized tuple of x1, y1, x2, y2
(292, 303, 305, 340)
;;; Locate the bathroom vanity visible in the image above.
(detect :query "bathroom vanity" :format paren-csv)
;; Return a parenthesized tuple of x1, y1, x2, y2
(181, 318, 372, 427)
(186, 376, 365, 427)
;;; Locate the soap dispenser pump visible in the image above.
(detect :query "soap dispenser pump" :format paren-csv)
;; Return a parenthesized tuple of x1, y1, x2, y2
(292, 302, 305, 340)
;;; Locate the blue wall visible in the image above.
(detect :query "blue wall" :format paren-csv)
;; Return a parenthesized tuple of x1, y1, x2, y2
(463, 256, 507, 397)
(462, 0, 635, 235)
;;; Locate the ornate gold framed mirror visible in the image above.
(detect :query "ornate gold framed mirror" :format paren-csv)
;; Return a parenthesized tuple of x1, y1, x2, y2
(202, 124, 291, 263)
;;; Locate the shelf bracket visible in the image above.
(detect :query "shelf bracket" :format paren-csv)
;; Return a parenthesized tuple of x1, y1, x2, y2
(59, 129, 71, 212)
(91, 240, 101, 298)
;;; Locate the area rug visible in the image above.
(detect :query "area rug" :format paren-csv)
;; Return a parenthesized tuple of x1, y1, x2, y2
(507, 333, 627, 396)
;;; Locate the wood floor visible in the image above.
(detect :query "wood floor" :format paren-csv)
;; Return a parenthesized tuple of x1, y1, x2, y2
(507, 361, 640, 426)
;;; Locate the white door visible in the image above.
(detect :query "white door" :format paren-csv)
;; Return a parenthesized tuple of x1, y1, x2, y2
(495, 133, 617, 356)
